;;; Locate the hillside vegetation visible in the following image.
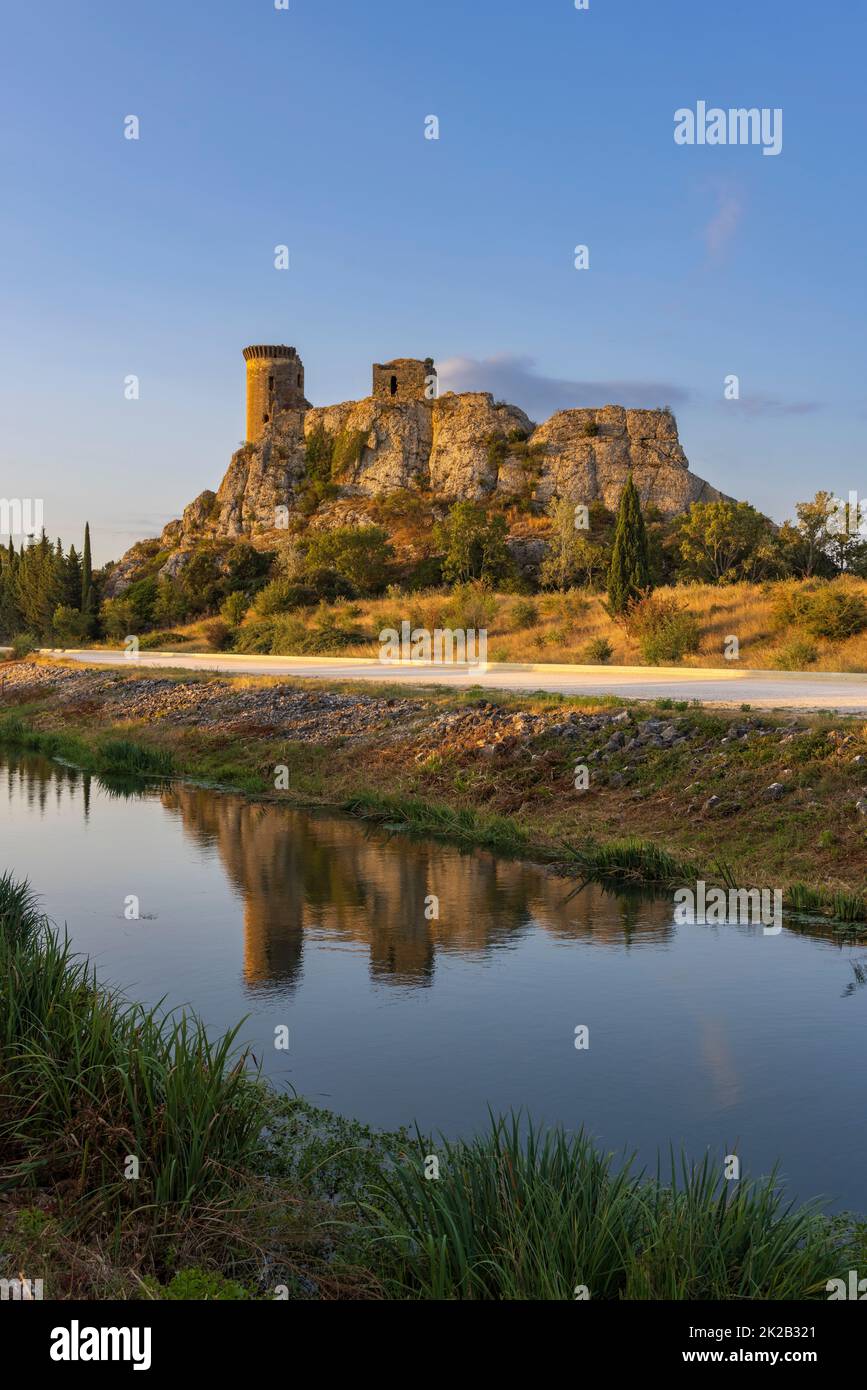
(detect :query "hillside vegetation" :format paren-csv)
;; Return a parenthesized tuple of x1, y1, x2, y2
(4, 491, 867, 674)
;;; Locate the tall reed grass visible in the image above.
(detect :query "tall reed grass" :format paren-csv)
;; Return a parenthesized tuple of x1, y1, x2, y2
(370, 1115, 851, 1301)
(0, 871, 266, 1236)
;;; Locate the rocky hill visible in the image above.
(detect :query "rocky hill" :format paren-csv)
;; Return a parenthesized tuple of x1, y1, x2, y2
(105, 392, 729, 596)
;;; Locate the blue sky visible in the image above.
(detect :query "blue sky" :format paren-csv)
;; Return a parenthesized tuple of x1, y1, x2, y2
(1, 0, 864, 564)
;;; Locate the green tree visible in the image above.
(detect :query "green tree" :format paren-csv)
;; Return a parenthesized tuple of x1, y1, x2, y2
(52, 604, 90, 645)
(675, 500, 781, 583)
(433, 502, 513, 586)
(61, 544, 83, 609)
(15, 532, 61, 639)
(81, 521, 96, 635)
(541, 498, 613, 591)
(0, 540, 20, 638)
(304, 526, 394, 596)
(607, 475, 651, 613)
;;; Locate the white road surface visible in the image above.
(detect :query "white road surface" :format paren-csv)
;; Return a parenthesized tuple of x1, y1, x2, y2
(43, 649, 867, 712)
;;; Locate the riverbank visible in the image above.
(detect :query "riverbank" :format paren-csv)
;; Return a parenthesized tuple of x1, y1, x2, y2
(2, 657, 867, 926)
(1, 871, 863, 1301)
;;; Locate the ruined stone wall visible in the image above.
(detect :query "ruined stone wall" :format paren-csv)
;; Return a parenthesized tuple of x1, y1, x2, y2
(372, 357, 435, 403)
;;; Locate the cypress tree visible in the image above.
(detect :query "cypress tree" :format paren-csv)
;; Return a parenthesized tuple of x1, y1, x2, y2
(607, 473, 651, 614)
(81, 521, 95, 633)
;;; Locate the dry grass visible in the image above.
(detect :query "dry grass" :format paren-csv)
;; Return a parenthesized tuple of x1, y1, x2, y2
(186, 577, 867, 672)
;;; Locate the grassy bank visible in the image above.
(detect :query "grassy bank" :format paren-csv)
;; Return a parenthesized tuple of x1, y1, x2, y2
(2, 658, 867, 930)
(1, 872, 863, 1301)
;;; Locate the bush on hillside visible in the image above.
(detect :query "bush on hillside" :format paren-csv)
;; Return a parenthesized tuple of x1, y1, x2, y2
(773, 581, 867, 641)
(624, 592, 700, 665)
(304, 526, 394, 597)
(772, 639, 819, 669)
(583, 636, 613, 664)
(201, 617, 233, 651)
(253, 577, 318, 617)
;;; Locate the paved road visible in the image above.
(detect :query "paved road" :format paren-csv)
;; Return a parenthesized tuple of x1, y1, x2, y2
(45, 649, 867, 712)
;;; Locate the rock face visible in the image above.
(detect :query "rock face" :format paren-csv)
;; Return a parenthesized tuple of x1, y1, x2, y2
(107, 390, 731, 594)
(527, 405, 720, 514)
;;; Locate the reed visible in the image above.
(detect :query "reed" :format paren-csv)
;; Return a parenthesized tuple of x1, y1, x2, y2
(0, 872, 265, 1232)
(369, 1114, 851, 1301)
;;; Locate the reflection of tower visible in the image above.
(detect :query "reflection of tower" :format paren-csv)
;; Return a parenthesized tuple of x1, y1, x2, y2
(158, 786, 676, 996)
(242, 344, 309, 444)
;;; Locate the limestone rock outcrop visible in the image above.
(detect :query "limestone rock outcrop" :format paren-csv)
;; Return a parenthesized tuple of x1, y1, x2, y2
(106, 390, 731, 595)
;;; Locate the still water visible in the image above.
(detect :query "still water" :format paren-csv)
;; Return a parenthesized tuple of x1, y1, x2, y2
(2, 750, 865, 1211)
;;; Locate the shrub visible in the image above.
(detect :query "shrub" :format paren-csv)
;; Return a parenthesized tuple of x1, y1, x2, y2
(584, 636, 613, 664)
(153, 578, 190, 627)
(266, 615, 307, 653)
(161, 1268, 250, 1301)
(100, 596, 138, 640)
(299, 425, 337, 510)
(774, 582, 867, 641)
(433, 502, 514, 586)
(139, 631, 186, 650)
(224, 543, 272, 592)
(201, 617, 233, 651)
(510, 598, 538, 630)
(233, 619, 276, 654)
(443, 582, 498, 632)
(124, 576, 158, 629)
(304, 566, 355, 601)
(331, 428, 368, 478)
(52, 605, 89, 645)
(253, 578, 317, 617)
(268, 607, 360, 655)
(304, 526, 394, 597)
(9, 633, 38, 659)
(220, 591, 250, 626)
(405, 555, 444, 590)
(772, 638, 819, 669)
(624, 592, 700, 665)
(178, 548, 225, 616)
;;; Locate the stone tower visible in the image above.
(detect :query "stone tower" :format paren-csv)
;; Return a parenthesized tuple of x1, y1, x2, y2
(372, 357, 436, 403)
(243, 344, 309, 444)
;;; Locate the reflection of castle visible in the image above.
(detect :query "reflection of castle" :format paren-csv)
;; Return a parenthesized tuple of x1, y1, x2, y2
(159, 786, 674, 993)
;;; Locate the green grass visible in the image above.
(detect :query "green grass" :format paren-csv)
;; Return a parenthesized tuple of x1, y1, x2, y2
(370, 1114, 851, 1301)
(560, 837, 700, 885)
(0, 715, 174, 779)
(342, 790, 530, 855)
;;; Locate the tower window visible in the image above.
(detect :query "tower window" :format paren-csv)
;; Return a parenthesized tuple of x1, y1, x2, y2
(268, 376, 274, 391)
(263, 414, 269, 423)
(297, 373, 302, 386)
(390, 375, 398, 396)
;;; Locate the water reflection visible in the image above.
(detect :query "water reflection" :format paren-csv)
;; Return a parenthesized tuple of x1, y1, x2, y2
(158, 784, 676, 991)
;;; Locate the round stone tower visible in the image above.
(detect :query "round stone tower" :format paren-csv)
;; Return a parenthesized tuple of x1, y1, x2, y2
(243, 344, 309, 444)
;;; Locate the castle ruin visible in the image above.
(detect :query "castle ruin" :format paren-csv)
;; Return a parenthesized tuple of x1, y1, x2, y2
(243, 345, 436, 443)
